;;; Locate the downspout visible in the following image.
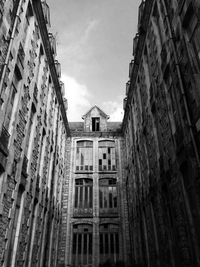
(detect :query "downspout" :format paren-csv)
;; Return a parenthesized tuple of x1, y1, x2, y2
(162, 0, 200, 167)
(0, 0, 24, 96)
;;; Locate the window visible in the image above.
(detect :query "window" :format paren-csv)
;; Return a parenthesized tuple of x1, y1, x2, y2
(74, 179, 93, 216)
(72, 224, 93, 266)
(76, 141, 93, 171)
(99, 224, 119, 265)
(99, 179, 117, 215)
(99, 141, 116, 171)
(92, 117, 100, 131)
(4, 66, 21, 134)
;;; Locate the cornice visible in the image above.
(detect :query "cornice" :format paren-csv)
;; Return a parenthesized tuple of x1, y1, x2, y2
(32, 0, 71, 137)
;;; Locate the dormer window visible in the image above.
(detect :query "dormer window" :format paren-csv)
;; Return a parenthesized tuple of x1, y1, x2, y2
(92, 117, 100, 131)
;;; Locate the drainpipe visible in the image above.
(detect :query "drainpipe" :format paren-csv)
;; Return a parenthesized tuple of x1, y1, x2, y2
(0, 0, 24, 96)
(162, 0, 200, 167)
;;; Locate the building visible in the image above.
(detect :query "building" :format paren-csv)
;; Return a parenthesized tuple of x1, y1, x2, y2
(58, 106, 130, 267)
(123, 0, 200, 266)
(2, 0, 200, 267)
(0, 0, 69, 267)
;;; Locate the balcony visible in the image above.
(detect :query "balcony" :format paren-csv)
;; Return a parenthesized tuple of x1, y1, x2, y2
(63, 98, 68, 111)
(73, 208, 93, 217)
(126, 81, 130, 96)
(99, 208, 118, 217)
(123, 97, 127, 110)
(76, 165, 93, 172)
(99, 165, 116, 172)
(129, 59, 134, 78)
(132, 34, 139, 56)
(54, 60, 61, 78)
(48, 33, 56, 56)
(60, 81, 65, 96)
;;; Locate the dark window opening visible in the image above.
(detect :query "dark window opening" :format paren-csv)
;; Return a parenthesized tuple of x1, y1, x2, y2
(92, 117, 100, 131)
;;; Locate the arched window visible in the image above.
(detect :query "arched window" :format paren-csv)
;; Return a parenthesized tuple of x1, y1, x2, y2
(98, 141, 116, 171)
(99, 178, 117, 215)
(74, 179, 93, 216)
(72, 224, 93, 266)
(76, 141, 93, 171)
(99, 224, 119, 265)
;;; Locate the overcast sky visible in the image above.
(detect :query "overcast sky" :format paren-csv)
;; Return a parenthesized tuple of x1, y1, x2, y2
(47, 0, 141, 121)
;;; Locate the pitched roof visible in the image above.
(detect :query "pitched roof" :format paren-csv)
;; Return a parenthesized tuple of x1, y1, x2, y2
(82, 105, 110, 119)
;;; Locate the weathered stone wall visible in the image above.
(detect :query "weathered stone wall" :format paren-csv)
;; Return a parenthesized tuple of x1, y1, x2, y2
(0, 1, 69, 267)
(60, 130, 129, 267)
(123, 0, 200, 266)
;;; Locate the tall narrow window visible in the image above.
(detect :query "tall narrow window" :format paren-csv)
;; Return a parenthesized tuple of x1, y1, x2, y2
(92, 117, 100, 131)
(72, 224, 93, 266)
(74, 179, 93, 216)
(76, 141, 93, 171)
(99, 141, 116, 171)
(99, 178, 118, 215)
(4, 66, 21, 134)
(99, 224, 120, 265)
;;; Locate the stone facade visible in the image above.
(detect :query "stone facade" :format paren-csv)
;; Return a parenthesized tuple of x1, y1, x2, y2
(123, 0, 200, 266)
(2, 0, 200, 267)
(0, 1, 69, 267)
(59, 106, 129, 267)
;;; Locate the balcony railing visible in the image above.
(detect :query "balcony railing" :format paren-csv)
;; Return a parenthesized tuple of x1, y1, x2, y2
(76, 165, 93, 172)
(126, 81, 130, 96)
(54, 60, 61, 78)
(129, 59, 135, 78)
(0, 126, 10, 155)
(123, 97, 127, 110)
(132, 34, 139, 57)
(60, 81, 65, 96)
(73, 208, 93, 217)
(48, 33, 57, 56)
(99, 208, 118, 217)
(99, 165, 116, 171)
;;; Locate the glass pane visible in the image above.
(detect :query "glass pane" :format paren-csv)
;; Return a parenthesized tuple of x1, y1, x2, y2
(115, 233, 119, 254)
(105, 234, 108, 254)
(74, 187, 78, 208)
(100, 234, 103, 254)
(109, 187, 113, 208)
(110, 233, 114, 254)
(84, 234, 87, 254)
(78, 234, 82, 254)
(79, 187, 83, 208)
(89, 233, 92, 254)
(104, 188, 108, 208)
(99, 189, 103, 208)
(85, 187, 88, 208)
(89, 186, 93, 208)
(73, 233, 77, 254)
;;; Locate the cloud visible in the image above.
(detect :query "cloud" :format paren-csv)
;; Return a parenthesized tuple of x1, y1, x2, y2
(102, 100, 124, 121)
(82, 19, 99, 44)
(61, 74, 92, 121)
(56, 19, 99, 78)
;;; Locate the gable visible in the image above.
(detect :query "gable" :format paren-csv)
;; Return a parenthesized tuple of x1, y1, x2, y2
(82, 105, 109, 120)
